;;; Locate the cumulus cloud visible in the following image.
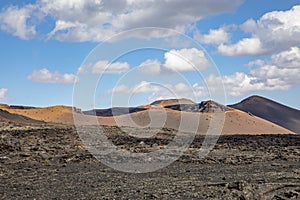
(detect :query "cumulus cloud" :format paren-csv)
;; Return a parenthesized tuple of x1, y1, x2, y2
(137, 59, 162, 75)
(137, 48, 210, 74)
(27, 68, 78, 84)
(92, 61, 129, 74)
(78, 60, 130, 74)
(263, 46, 300, 69)
(0, 88, 8, 100)
(218, 5, 300, 56)
(80, 48, 208, 76)
(218, 38, 266, 56)
(0, 5, 38, 39)
(107, 81, 205, 102)
(110, 47, 300, 98)
(194, 27, 231, 45)
(207, 73, 288, 97)
(209, 47, 300, 96)
(0, 0, 242, 42)
(164, 48, 210, 72)
(248, 47, 300, 87)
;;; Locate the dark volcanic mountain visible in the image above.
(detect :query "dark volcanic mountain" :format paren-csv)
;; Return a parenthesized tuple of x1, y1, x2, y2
(229, 95, 300, 133)
(84, 100, 229, 117)
(165, 100, 230, 113)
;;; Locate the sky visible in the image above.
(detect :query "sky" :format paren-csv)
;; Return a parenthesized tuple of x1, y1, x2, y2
(0, 0, 300, 109)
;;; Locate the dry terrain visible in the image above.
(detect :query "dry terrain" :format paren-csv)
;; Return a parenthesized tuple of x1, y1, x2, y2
(0, 101, 294, 135)
(0, 125, 299, 199)
(0, 98, 299, 199)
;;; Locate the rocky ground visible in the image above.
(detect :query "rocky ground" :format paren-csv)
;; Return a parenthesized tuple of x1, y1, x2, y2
(0, 125, 299, 199)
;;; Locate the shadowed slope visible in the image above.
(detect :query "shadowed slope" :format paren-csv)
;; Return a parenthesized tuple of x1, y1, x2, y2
(230, 95, 300, 133)
(0, 109, 44, 124)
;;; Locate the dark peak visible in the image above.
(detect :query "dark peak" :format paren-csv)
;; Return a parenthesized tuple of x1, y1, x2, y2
(240, 95, 269, 103)
(234, 95, 299, 111)
(230, 95, 300, 133)
(201, 100, 222, 105)
(164, 100, 229, 113)
(199, 100, 229, 113)
(229, 95, 276, 108)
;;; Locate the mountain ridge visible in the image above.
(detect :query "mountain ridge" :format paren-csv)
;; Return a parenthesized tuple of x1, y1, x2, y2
(0, 96, 295, 135)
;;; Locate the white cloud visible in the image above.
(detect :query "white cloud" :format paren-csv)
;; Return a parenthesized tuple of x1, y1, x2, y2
(163, 48, 210, 72)
(107, 81, 205, 102)
(240, 18, 256, 33)
(145, 82, 204, 103)
(267, 46, 300, 69)
(79, 60, 130, 74)
(92, 61, 129, 74)
(109, 46, 300, 98)
(80, 48, 208, 76)
(131, 81, 163, 94)
(137, 48, 210, 74)
(250, 65, 300, 86)
(207, 73, 287, 97)
(218, 37, 266, 56)
(0, 5, 38, 39)
(137, 59, 162, 75)
(248, 47, 300, 87)
(0, 0, 243, 42)
(27, 68, 78, 84)
(0, 88, 8, 100)
(218, 5, 300, 56)
(208, 47, 300, 96)
(194, 27, 230, 45)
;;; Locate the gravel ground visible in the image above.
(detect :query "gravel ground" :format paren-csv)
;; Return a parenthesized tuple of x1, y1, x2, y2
(0, 126, 299, 199)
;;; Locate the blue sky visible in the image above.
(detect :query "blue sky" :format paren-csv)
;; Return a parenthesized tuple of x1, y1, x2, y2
(0, 0, 300, 109)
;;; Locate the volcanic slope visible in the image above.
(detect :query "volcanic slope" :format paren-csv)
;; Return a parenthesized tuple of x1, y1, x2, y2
(1, 99, 294, 135)
(98, 100, 293, 135)
(230, 95, 300, 133)
(0, 105, 74, 125)
(0, 109, 42, 124)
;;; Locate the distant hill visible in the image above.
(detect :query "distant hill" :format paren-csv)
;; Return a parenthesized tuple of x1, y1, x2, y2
(0, 109, 43, 124)
(150, 98, 195, 107)
(85, 100, 228, 117)
(1, 97, 296, 135)
(83, 107, 147, 117)
(84, 99, 196, 117)
(229, 95, 300, 133)
(97, 107, 293, 135)
(0, 105, 75, 125)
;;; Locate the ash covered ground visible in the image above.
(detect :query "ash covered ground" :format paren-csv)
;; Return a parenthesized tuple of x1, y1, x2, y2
(0, 124, 299, 199)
